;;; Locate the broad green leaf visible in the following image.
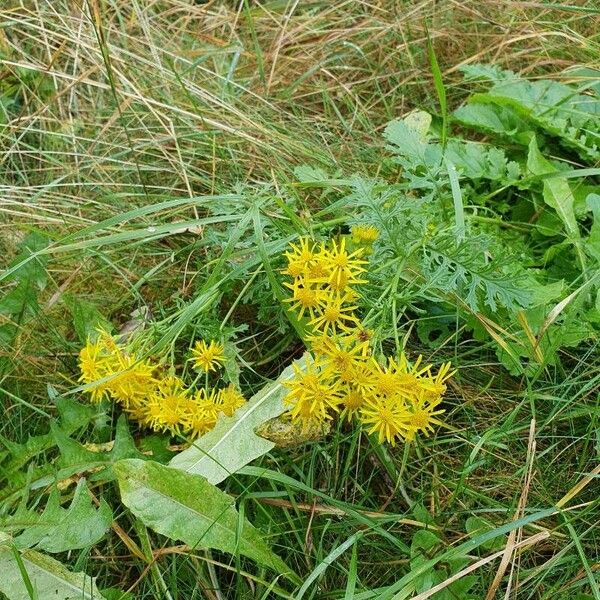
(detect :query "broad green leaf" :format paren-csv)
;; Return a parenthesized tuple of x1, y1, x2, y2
(169, 356, 304, 483)
(114, 459, 296, 580)
(475, 77, 600, 162)
(2, 479, 112, 553)
(458, 63, 515, 82)
(53, 396, 97, 432)
(0, 533, 105, 600)
(527, 137, 585, 271)
(410, 530, 440, 557)
(453, 102, 531, 143)
(2, 417, 143, 505)
(527, 138, 579, 238)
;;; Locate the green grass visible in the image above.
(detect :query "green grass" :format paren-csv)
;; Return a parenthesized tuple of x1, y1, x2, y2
(1, 1, 600, 598)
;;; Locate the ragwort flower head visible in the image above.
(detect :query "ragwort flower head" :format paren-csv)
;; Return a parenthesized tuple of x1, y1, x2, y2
(216, 384, 247, 417)
(145, 375, 193, 434)
(105, 351, 156, 410)
(417, 361, 455, 400)
(318, 334, 369, 384)
(180, 388, 222, 438)
(319, 237, 367, 291)
(310, 291, 359, 335)
(284, 358, 342, 426)
(360, 395, 413, 446)
(282, 237, 316, 278)
(191, 340, 225, 372)
(78, 337, 113, 403)
(283, 277, 324, 320)
(404, 387, 446, 441)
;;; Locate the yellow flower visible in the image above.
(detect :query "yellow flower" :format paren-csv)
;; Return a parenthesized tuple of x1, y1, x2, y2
(78, 339, 105, 383)
(306, 250, 331, 280)
(340, 385, 366, 419)
(369, 359, 402, 398)
(78, 338, 113, 403)
(359, 395, 412, 446)
(78, 330, 156, 407)
(145, 375, 193, 434)
(282, 237, 316, 278)
(418, 361, 455, 400)
(284, 358, 342, 425)
(351, 224, 379, 245)
(279, 235, 454, 445)
(310, 292, 359, 335)
(324, 335, 366, 372)
(216, 384, 246, 417)
(180, 388, 221, 437)
(284, 358, 322, 403)
(191, 340, 225, 372)
(337, 362, 376, 394)
(307, 332, 336, 357)
(318, 237, 367, 290)
(283, 278, 324, 320)
(105, 351, 156, 410)
(404, 388, 446, 441)
(369, 355, 425, 399)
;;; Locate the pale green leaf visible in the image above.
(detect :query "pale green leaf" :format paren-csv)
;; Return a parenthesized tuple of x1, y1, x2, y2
(0, 533, 105, 600)
(114, 459, 297, 581)
(383, 117, 428, 162)
(403, 110, 431, 139)
(169, 356, 304, 483)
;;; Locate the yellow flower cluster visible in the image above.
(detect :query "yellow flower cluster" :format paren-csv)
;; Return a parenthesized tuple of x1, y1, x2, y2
(282, 235, 454, 446)
(78, 331, 245, 438)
